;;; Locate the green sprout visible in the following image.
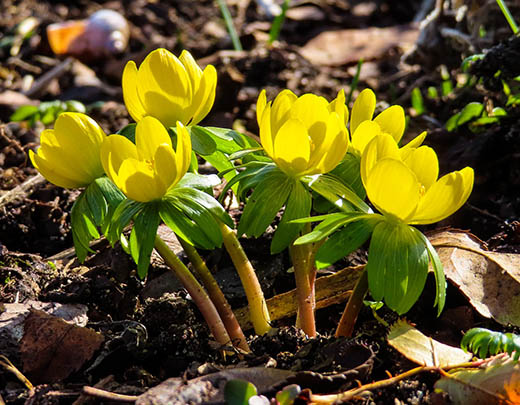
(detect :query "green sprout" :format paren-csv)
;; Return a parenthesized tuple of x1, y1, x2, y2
(11, 100, 86, 127)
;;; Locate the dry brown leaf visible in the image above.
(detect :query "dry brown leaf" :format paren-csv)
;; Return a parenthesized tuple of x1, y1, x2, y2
(20, 309, 104, 384)
(387, 319, 472, 367)
(430, 230, 520, 327)
(435, 355, 520, 405)
(299, 24, 419, 66)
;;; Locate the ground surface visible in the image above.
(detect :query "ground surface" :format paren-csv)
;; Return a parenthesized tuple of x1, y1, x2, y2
(1, 0, 520, 404)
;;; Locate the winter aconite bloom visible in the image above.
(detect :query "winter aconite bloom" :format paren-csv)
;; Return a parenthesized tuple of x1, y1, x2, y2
(122, 48, 217, 127)
(256, 89, 349, 177)
(101, 116, 191, 202)
(29, 112, 106, 189)
(361, 134, 474, 225)
(349, 88, 407, 155)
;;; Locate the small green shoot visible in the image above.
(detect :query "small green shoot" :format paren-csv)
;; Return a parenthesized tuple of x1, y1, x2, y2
(346, 58, 364, 105)
(411, 87, 426, 115)
(496, 0, 519, 34)
(11, 100, 86, 127)
(216, 0, 243, 51)
(461, 327, 520, 360)
(268, 0, 290, 45)
(224, 379, 260, 405)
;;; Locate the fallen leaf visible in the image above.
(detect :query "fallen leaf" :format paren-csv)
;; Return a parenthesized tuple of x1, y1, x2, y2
(20, 309, 104, 384)
(136, 368, 295, 405)
(435, 355, 520, 405)
(387, 319, 472, 367)
(300, 24, 419, 66)
(430, 230, 520, 327)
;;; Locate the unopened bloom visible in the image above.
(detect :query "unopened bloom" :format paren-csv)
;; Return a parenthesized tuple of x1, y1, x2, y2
(361, 134, 474, 224)
(256, 89, 349, 177)
(122, 48, 217, 127)
(349, 88, 406, 155)
(101, 116, 191, 202)
(29, 112, 106, 188)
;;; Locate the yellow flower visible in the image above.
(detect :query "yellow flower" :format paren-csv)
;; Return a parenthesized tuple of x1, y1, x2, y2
(256, 89, 349, 177)
(101, 116, 191, 202)
(349, 88, 406, 155)
(122, 48, 217, 127)
(29, 112, 106, 189)
(361, 134, 474, 225)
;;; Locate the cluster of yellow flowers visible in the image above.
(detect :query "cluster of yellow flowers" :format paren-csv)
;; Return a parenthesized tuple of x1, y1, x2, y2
(29, 46, 473, 232)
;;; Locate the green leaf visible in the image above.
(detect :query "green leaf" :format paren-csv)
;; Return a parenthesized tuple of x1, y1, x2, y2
(315, 216, 382, 269)
(219, 162, 274, 202)
(108, 199, 145, 245)
(446, 112, 461, 132)
(457, 102, 485, 126)
(330, 153, 366, 199)
(271, 180, 311, 254)
(411, 87, 425, 115)
(117, 123, 136, 143)
(85, 182, 108, 226)
(161, 187, 233, 249)
(187, 125, 217, 155)
(367, 221, 429, 314)
(159, 202, 215, 249)
(306, 173, 370, 213)
(238, 169, 292, 238)
(10, 105, 38, 122)
(130, 202, 160, 278)
(70, 192, 99, 262)
(64, 100, 86, 113)
(413, 228, 446, 315)
(176, 172, 221, 192)
(224, 379, 258, 405)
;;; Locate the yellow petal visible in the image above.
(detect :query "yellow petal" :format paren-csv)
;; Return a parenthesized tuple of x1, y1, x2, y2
(373, 105, 405, 143)
(119, 159, 165, 202)
(403, 146, 439, 191)
(402, 130, 427, 150)
(366, 158, 421, 221)
(29, 150, 85, 189)
(179, 50, 203, 84)
(136, 116, 172, 161)
(273, 118, 310, 176)
(100, 135, 137, 186)
(351, 120, 381, 154)
(137, 48, 192, 126)
(52, 113, 106, 177)
(189, 64, 217, 125)
(270, 89, 297, 134)
(290, 94, 329, 136)
(259, 102, 274, 158)
(409, 167, 474, 225)
(256, 90, 267, 126)
(311, 113, 349, 174)
(328, 89, 349, 126)
(122, 61, 146, 122)
(174, 121, 192, 183)
(154, 144, 178, 191)
(351, 88, 376, 135)
(360, 134, 400, 187)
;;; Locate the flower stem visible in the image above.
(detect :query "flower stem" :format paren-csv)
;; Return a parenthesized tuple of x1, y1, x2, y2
(154, 235, 231, 347)
(289, 241, 316, 337)
(178, 238, 250, 352)
(219, 223, 271, 335)
(335, 267, 368, 337)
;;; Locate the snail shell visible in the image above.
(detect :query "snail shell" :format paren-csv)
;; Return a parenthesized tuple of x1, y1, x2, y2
(47, 9, 129, 59)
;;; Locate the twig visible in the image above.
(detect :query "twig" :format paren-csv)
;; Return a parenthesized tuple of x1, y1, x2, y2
(0, 173, 46, 209)
(23, 57, 73, 98)
(0, 355, 34, 391)
(82, 386, 138, 403)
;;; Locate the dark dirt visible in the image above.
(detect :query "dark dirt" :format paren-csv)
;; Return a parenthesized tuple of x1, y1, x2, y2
(1, 0, 520, 404)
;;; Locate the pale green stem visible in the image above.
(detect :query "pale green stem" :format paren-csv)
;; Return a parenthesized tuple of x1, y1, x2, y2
(289, 241, 316, 337)
(178, 238, 250, 352)
(154, 236, 231, 347)
(219, 223, 272, 335)
(335, 267, 368, 337)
